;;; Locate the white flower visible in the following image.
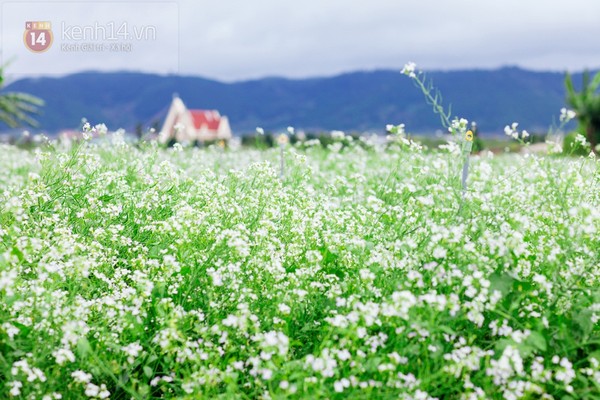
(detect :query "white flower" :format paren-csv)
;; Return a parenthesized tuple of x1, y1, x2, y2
(94, 123, 108, 136)
(122, 342, 143, 364)
(2, 323, 19, 339)
(261, 331, 289, 355)
(546, 139, 562, 154)
(9, 381, 22, 396)
(53, 348, 76, 365)
(85, 383, 110, 399)
(486, 346, 523, 385)
(337, 349, 352, 361)
(331, 130, 346, 140)
(504, 122, 529, 140)
(305, 350, 338, 377)
(387, 124, 406, 136)
(450, 118, 469, 134)
(433, 247, 447, 259)
(555, 357, 576, 384)
(222, 314, 240, 327)
(256, 127, 265, 135)
(0, 269, 18, 297)
(359, 268, 376, 280)
(560, 107, 577, 122)
(72, 370, 92, 384)
(357, 326, 367, 338)
(261, 368, 273, 380)
(278, 303, 291, 315)
(574, 133, 587, 145)
(85, 383, 100, 397)
(401, 62, 417, 78)
(277, 134, 289, 146)
(233, 361, 244, 370)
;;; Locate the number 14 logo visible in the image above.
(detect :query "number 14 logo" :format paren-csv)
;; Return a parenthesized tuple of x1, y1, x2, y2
(24, 21, 53, 53)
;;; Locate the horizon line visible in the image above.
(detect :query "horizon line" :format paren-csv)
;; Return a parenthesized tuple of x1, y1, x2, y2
(4, 64, 600, 86)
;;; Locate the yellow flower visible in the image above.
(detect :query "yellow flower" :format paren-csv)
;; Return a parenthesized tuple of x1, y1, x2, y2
(465, 130, 473, 141)
(277, 134, 289, 146)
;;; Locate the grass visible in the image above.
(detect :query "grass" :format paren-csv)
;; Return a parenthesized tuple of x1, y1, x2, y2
(0, 133, 599, 399)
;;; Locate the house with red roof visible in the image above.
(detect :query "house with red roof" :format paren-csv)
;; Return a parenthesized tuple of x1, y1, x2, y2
(159, 95, 232, 144)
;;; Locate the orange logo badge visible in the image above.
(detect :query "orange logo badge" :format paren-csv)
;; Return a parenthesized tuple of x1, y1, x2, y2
(24, 21, 53, 53)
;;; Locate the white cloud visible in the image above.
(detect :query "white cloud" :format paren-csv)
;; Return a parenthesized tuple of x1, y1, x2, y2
(1, 0, 599, 81)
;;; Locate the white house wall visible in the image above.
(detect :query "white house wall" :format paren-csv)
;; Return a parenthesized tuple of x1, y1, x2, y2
(217, 116, 233, 140)
(159, 97, 187, 143)
(159, 96, 233, 143)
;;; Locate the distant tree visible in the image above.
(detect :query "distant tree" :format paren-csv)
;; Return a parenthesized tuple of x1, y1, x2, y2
(470, 122, 484, 152)
(135, 122, 143, 139)
(565, 70, 600, 152)
(0, 65, 44, 128)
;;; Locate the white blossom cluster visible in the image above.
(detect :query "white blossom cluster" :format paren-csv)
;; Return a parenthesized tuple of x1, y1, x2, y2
(0, 136, 599, 398)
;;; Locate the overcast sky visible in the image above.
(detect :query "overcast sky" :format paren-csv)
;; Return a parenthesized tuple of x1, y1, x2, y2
(1, 0, 599, 81)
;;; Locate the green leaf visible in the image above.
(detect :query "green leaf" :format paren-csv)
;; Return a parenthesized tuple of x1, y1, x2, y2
(143, 366, 153, 378)
(439, 325, 457, 336)
(11, 246, 24, 262)
(587, 351, 600, 368)
(364, 357, 383, 372)
(489, 272, 514, 296)
(526, 331, 547, 352)
(591, 71, 600, 92)
(11, 321, 31, 337)
(494, 338, 513, 354)
(574, 310, 594, 338)
(77, 337, 92, 358)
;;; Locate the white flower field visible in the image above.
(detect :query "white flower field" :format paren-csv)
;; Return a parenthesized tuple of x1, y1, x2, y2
(0, 134, 599, 399)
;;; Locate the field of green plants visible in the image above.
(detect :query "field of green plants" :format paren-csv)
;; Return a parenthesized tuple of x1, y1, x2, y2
(1, 132, 599, 399)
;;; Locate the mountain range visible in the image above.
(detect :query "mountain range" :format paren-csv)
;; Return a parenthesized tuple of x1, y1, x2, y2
(1, 67, 593, 135)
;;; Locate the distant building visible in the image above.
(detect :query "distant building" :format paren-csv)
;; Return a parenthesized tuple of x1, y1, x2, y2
(159, 95, 232, 144)
(58, 129, 83, 141)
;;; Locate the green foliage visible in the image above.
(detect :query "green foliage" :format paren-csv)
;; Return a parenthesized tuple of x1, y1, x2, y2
(563, 130, 591, 156)
(1, 138, 599, 399)
(565, 70, 600, 150)
(0, 65, 44, 128)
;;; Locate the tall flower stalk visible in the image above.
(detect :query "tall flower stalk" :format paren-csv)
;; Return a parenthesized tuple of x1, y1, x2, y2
(461, 129, 474, 195)
(401, 62, 452, 130)
(401, 62, 474, 194)
(277, 133, 289, 179)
